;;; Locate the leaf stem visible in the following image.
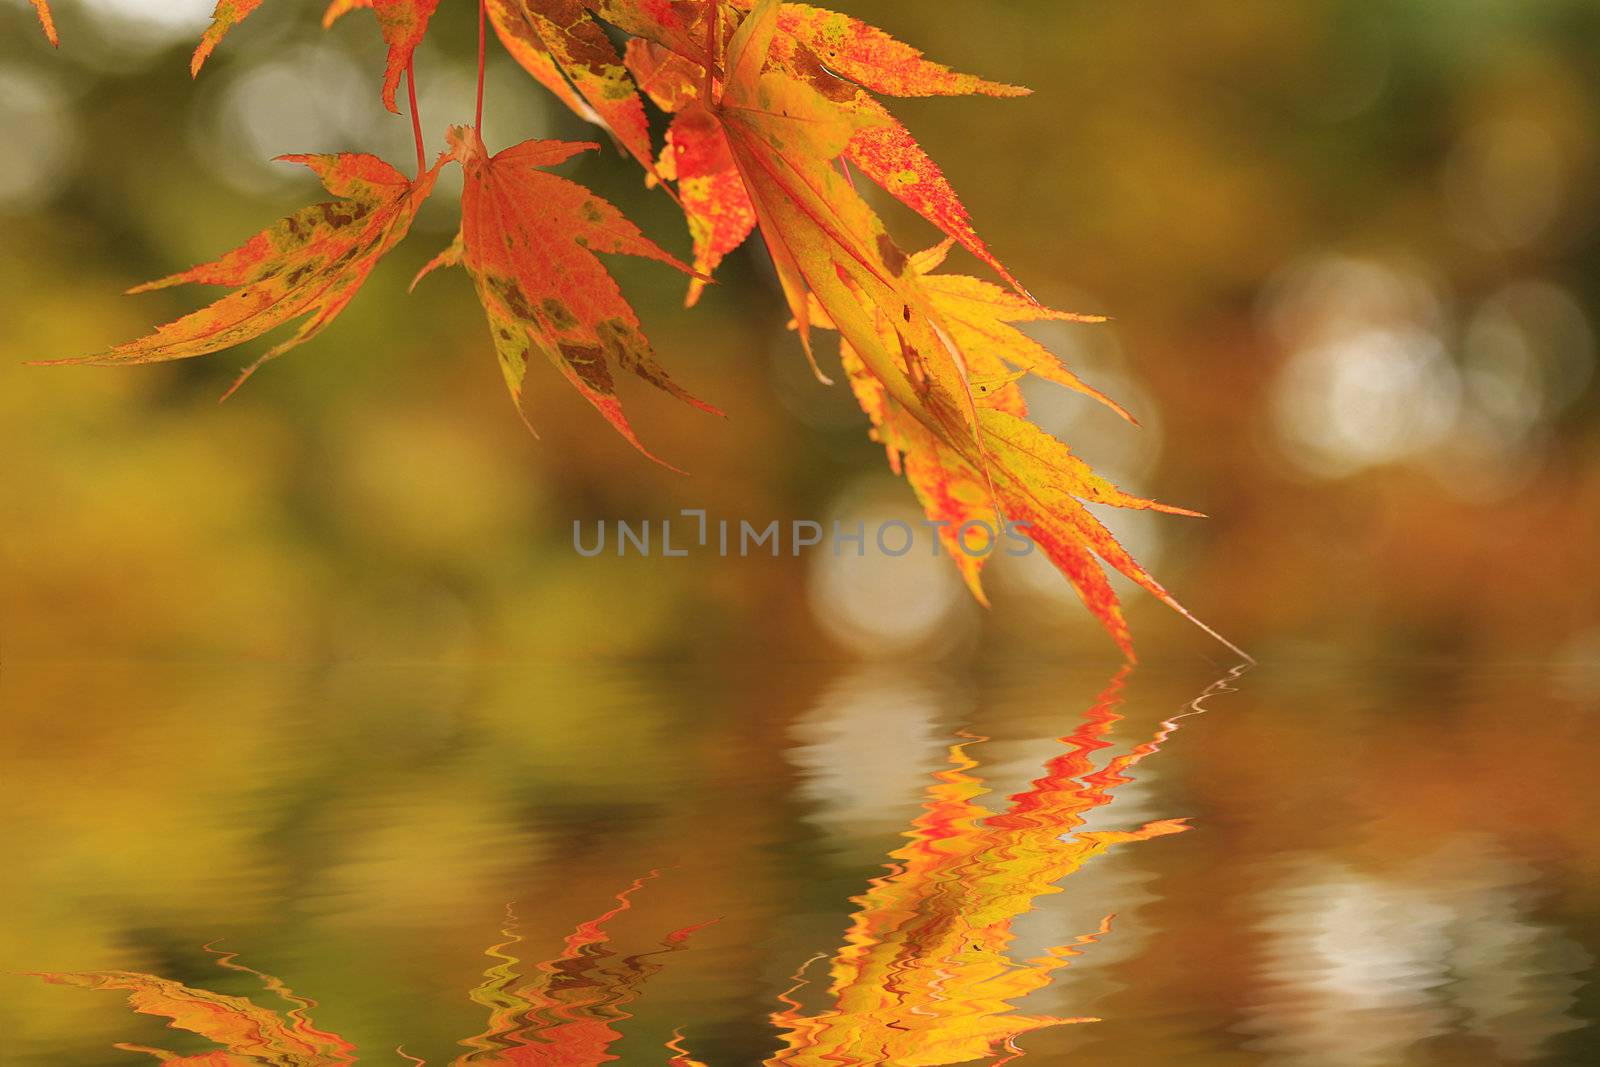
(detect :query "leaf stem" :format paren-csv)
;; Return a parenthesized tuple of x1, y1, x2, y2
(406, 58, 425, 178)
(475, 0, 488, 134)
(705, 0, 718, 105)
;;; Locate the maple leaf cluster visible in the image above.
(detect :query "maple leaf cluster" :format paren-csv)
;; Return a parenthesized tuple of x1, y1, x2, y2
(31, 0, 1245, 660)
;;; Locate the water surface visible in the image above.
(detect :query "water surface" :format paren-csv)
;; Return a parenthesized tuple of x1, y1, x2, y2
(2, 661, 1595, 1065)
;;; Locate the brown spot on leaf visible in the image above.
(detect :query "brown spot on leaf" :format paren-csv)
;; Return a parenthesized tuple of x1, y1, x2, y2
(541, 299, 579, 330)
(560, 342, 614, 393)
(877, 233, 908, 275)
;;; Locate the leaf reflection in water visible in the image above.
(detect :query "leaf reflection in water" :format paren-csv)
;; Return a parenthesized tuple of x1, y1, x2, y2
(32, 940, 359, 1066)
(766, 668, 1238, 1066)
(32, 670, 1241, 1066)
(32, 871, 710, 1066)
(453, 872, 713, 1065)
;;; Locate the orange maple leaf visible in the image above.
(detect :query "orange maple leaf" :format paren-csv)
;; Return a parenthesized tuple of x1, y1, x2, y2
(739, 0, 1030, 294)
(656, 108, 759, 307)
(486, 0, 610, 132)
(428, 127, 721, 467)
(30, 0, 57, 46)
(620, 1, 1029, 297)
(626, 40, 754, 306)
(704, 0, 986, 446)
(36, 153, 442, 399)
(823, 243, 1234, 660)
(321, 0, 443, 112)
(746, 0, 1029, 99)
(192, 1, 266, 76)
(647, 0, 1247, 659)
(486, 0, 658, 174)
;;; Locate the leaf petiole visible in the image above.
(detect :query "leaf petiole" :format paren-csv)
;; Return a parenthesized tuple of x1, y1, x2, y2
(475, 0, 488, 134)
(705, 0, 719, 106)
(406, 57, 425, 178)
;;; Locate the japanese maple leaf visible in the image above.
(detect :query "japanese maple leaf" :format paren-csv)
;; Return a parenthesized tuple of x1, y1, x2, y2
(729, 0, 1028, 99)
(30, 0, 56, 45)
(428, 127, 720, 468)
(621, 2, 1029, 297)
(37, 153, 442, 398)
(484, 0, 657, 172)
(191, 1, 266, 75)
(38, 0, 435, 110)
(696, 0, 985, 466)
(202, 1, 440, 112)
(485, 0, 607, 131)
(624, 41, 752, 306)
(655, 107, 758, 307)
(912, 240, 1131, 422)
(731, 0, 1031, 292)
(824, 244, 1239, 660)
(581, 0, 712, 62)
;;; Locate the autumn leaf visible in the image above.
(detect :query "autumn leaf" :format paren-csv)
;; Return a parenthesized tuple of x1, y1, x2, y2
(36, 153, 442, 398)
(320, 0, 442, 112)
(436, 127, 720, 468)
(192, 1, 266, 76)
(581, 0, 713, 64)
(655, 108, 758, 307)
(692, 1, 1244, 658)
(30, 0, 57, 45)
(735, 0, 1029, 99)
(486, 0, 657, 172)
(618, 2, 1029, 296)
(823, 244, 1236, 659)
(913, 240, 1129, 420)
(625, 40, 754, 306)
(706, 0, 986, 457)
(750, 3, 1029, 294)
(486, 0, 608, 130)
